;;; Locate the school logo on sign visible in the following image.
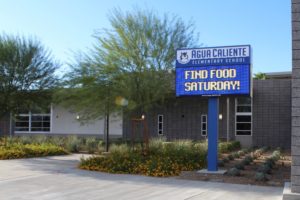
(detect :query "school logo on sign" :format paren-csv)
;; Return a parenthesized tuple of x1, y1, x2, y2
(177, 50, 191, 64)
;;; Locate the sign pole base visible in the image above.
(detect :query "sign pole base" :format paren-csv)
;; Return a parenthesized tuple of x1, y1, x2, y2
(207, 97, 219, 171)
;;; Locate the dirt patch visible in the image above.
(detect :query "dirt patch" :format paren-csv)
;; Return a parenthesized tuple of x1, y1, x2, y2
(177, 150, 291, 187)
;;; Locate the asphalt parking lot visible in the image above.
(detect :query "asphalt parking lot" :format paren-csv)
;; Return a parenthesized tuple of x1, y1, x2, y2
(0, 154, 283, 200)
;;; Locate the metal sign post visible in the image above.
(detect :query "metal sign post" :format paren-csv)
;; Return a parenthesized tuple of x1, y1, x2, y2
(207, 97, 219, 171)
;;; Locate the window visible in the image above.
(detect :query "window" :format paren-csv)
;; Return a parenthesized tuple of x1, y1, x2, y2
(15, 115, 29, 131)
(31, 114, 51, 132)
(158, 115, 163, 135)
(15, 112, 51, 132)
(201, 114, 207, 136)
(235, 97, 252, 136)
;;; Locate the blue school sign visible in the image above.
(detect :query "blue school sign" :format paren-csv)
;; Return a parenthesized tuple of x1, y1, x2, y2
(176, 45, 251, 97)
(175, 45, 252, 171)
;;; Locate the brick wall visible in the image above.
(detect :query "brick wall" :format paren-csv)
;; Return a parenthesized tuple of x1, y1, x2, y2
(292, 0, 300, 193)
(123, 80, 291, 149)
(123, 96, 212, 141)
(252, 79, 291, 149)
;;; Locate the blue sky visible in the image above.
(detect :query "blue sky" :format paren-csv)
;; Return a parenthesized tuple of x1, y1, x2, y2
(0, 0, 291, 74)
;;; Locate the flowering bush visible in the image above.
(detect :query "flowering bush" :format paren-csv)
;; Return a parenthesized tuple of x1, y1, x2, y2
(0, 143, 68, 159)
(1, 135, 104, 153)
(219, 141, 241, 153)
(79, 140, 240, 177)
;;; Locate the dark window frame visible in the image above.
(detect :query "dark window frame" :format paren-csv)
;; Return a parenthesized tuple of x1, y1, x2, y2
(201, 114, 207, 136)
(235, 97, 252, 136)
(157, 114, 163, 135)
(15, 112, 51, 133)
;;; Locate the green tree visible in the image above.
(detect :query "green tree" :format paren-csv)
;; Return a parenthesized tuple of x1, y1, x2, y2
(253, 72, 266, 80)
(100, 9, 198, 113)
(59, 8, 198, 115)
(55, 8, 199, 150)
(0, 34, 58, 117)
(54, 59, 119, 152)
(55, 60, 116, 121)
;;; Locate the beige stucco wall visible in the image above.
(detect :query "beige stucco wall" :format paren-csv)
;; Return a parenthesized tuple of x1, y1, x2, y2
(50, 105, 122, 136)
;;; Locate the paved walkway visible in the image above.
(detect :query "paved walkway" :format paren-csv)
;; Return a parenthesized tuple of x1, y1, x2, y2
(0, 154, 283, 200)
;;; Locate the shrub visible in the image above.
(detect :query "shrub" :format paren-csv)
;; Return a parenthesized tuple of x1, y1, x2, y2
(222, 157, 229, 163)
(148, 137, 165, 155)
(237, 150, 245, 157)
(66, 135, 81, 153)
(218, 160, 225, 167)
(231, 141, 241, 150)
(257, 164, 271, 174)
(227, 154, 234, 161)
(255, 172, 268, 181)
(265, 158, 275, 168)
(110, 144, 130, 155)
(241, 159, 250, 166)
(79, 139, 207, 177)
(244, 155, 253, 163)
(18, 135, 33, 145)
(252, 152, 258, 159)
(227, 167, 240, 176)
(232, 152, 240, 158)
(163, 140, 194, 159)
(33, 135, 48, 144)
(219, 141, 241, 153)
(254, 149, 262, 157)
(234, 163, 245, 170)
(97, 140, 104, 153)
(194, 142, 208, 156)
(262, 146, 269, 152)
(271, 150, 281, 161)
(241, 149, 248, 154)
(0, 143, 68, 159)
(253, 146, 269, 157)
(1, 137, 17, 147)
(86, 137, 98, 154)
(270, 155, 279, 162)
(240, 149, 247, 155)
(50, 136, 66, 147)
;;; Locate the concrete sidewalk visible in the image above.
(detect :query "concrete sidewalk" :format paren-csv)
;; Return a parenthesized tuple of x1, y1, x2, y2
(0, 154, 283, 200)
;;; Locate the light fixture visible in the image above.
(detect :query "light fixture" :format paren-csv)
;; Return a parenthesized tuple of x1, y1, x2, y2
(141, 114, 145, 120)
(76, 115, 80, 120)
(219, 114, 223, 120)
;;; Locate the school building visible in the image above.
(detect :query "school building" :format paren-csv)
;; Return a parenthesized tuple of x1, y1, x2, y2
(0, 71, 291, 151)
(0, 1, 299, 197)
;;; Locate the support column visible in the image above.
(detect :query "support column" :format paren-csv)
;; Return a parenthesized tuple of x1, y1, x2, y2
(292, 0, 300, 193)
(104, 113, 109, 152)
(207, 97, 219, 171)
(283, 1, 300, 199)
(226, 97, 230, 142)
